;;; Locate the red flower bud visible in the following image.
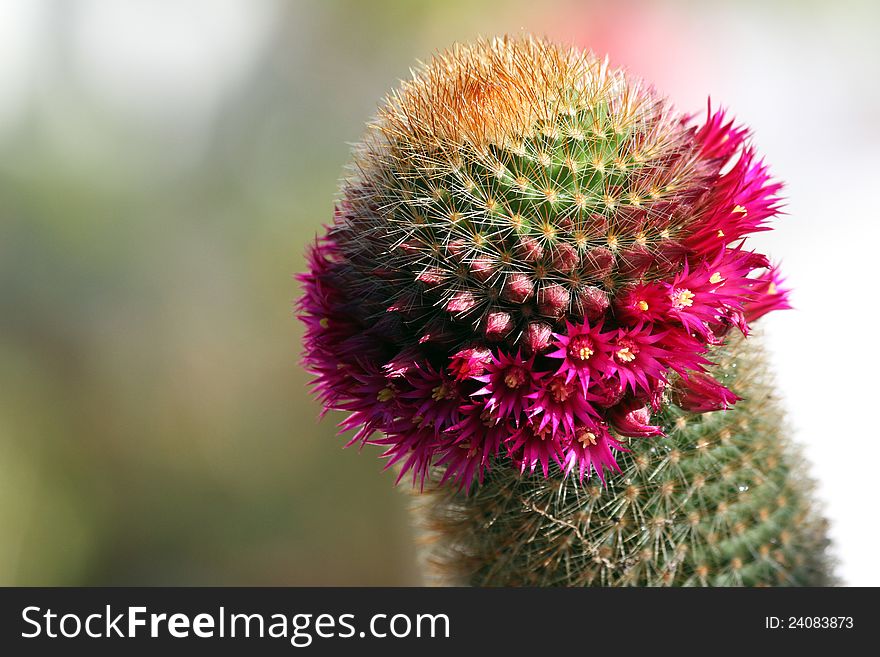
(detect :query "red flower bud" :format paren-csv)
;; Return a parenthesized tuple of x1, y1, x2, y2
(537, 283, 570, 318)
(416, 267, 445, 286)
(446, 239, 468, 259)
(607, 400, 663, 437)
(524, 321, 553, 353)
(618, 244, 653, 277)
(551, 242, 579, 272)
(582, 247, 614, 279)
(470, 256, 496, 282)
(448, 347, 493, 380)
(446, 290, 478, 314)
(517, 236, 544, 262)
(671, 371, 740, 412)
(589, 376, 625, 408)
(502, 273, 535, 304)
(654, 238, 688, 271)
(574, 286, 610, 320)
(484, 311, 515, 341)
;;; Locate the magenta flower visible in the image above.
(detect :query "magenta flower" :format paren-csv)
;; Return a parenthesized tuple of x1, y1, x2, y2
(547, 319, 614, 395)
(526, 374, 600, 438)
(655, 327, 713, 377)
(614, 281, 671, 325)
(472, 350, 540, 424)
(336, 364, 402, 446)
(373, 424, 440, 488)
(298, 38, 791, 490)
(435, 404, 507, 488)
(401, 364, 464, 433)
(506, 422, 564, 478)
(560, 424, 625, 482)
(743, 266, 792, 322)
(608, 323, 671, 394)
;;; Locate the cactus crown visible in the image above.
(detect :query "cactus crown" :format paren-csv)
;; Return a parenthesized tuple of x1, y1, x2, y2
(299, 36, 790, 490)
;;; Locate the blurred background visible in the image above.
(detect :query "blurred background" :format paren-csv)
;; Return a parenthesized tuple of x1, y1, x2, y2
(1, 0, 878, 586)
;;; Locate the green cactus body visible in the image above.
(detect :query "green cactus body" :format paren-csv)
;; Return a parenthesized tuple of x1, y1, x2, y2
(300, 38, 833, 586)
(414, 334, 833, 586)
(344, 64, 694, 345)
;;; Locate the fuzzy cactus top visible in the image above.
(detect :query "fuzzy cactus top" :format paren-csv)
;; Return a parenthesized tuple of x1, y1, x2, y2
(298, 36, 790, 490)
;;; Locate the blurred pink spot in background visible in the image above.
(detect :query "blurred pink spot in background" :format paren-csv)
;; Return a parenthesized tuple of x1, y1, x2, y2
(544, 0, 713, 113)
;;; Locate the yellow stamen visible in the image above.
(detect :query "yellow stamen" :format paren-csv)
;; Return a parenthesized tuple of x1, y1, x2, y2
(319, 318, 330, 329)
(733, 204, 748, 215)
(432, 384, 454, 401)
(616, 347, 636, 363)
(577, 431, 597, 447)
(504, 369, 526, 389)
(768, 282, 778, 295)
(377, 388, 395, 402)
(550, 379, 572, 402)
(709, 272, 723, 284)
(673, 289, 695, 308)
(637, 300, 649, 312)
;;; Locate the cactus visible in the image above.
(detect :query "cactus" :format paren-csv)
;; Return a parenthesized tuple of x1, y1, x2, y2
(298, 36, 833, 585)
(413, 333, 833, 586)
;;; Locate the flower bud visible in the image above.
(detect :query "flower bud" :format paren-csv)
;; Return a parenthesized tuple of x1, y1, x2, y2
(670, 371, 740, 412)
(502, 273, 535, 304)
(607, 401, 663, 437)
(524, 321, 553, 353)
(484, 311, 515, 341)
(537, 283, 571, 318)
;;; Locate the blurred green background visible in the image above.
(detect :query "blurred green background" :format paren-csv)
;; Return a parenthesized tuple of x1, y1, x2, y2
(1, 0, 877, 585)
